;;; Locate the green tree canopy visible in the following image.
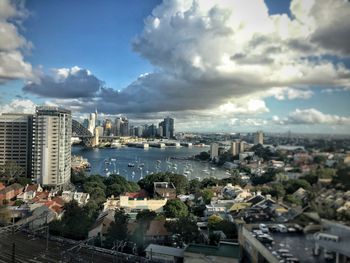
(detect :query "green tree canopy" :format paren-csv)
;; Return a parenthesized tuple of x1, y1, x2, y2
(105, 208, 129, 248)
(200, 189, 214, 204)
(163, 199, 189, 218)
(165, 217, 200, 246)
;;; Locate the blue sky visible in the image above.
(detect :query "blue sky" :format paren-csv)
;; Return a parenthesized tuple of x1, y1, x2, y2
(0, 0, 350, 134)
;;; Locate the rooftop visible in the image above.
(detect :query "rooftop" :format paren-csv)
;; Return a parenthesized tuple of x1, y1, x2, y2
(145, 244, 184, 258)
(185, 242, 240, 258)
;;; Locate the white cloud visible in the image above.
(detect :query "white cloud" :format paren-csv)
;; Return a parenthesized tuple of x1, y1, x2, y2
(0, 99, 36, 114)
(277, 108, 350, 125)
(0, 0, 33, 83)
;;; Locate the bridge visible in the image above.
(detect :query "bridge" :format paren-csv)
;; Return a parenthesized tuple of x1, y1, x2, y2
(72, 119, 93, 146)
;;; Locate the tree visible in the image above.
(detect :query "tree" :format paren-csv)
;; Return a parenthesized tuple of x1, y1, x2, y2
(313, 155, 327, 164)
(200, 189, 214, 204)
(104, 175, 140, 196)
(269, 183, 286, 199)
(136, 210, 157, 222)
(165, 217, 199, 246)
(200, 177, 219, 188)
(0, 161, 25, 183)
(333, 167, 350, 190)
(196, 151, 210, 161)
(284, 179, 310, 194)
(189, 179, 201, 194)
(163, 199, 188, 218)
(208, 214, 223, 228)
(49, 200, 97, 240)
(284, 194, 302, 206)
(212, 220, 238, 239)
(105, 208, 129, 248)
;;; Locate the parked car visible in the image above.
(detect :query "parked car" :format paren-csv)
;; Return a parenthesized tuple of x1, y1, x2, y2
(259, 223, 269, 233)
(277, 224, 288, 233)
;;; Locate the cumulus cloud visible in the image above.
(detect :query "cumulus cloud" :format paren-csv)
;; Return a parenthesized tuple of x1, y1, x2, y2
(0, 0, 33, 83)
(23, 66, 104, 98)
(0, 99, 36, 114)
(108, 0, 349, 114)
(274, 108, 350, 125)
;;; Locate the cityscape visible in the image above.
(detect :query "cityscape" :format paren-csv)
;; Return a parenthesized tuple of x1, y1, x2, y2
(0, 1, 350, 263)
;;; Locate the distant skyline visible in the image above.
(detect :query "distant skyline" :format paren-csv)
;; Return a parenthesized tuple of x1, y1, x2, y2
(0, 0, 350, 134)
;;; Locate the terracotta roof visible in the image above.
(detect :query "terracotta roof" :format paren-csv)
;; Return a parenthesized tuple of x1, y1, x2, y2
(50, 204, 63, 214)
(145, 220, 169, 237)
(0, 183, 5, 190)
(0, 183, 23, 194)
(124, 189, 149, 199)
(52, 196, 65, 206)
(25, 184, 38, 192)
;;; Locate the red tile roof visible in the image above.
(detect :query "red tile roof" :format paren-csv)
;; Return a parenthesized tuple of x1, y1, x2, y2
(25, 184, 39, 192)
(124, 189, 149, 199)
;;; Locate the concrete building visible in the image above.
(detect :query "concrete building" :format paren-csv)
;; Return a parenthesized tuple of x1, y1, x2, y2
(88, 110, 97, 135)
(210, 143, 219, 160)
(159, 117, 174, 138)
(32, 106, 72, 187)
(0, 113, 33, 177)
(254, 131, 264, 145)
(103, 119, 112, 136)
(230, 140, 246, 156)
(120, 117, 129, 136)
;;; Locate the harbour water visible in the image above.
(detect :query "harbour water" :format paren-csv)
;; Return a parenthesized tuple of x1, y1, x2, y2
(72, 146, 230, 182)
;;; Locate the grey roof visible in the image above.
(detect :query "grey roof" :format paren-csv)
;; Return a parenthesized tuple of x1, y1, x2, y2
(145, 244, 184, 258)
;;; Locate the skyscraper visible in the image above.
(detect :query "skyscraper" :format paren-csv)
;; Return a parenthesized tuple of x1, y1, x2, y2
(120, 117, 129, 136)
(210, 143, 219, 160)
(88, 109, 98, 135)
(0, 113, 33, 177)
(160, 117, 174, 138)
(254, 131, 264, 145)
(32, 106, 72, 187)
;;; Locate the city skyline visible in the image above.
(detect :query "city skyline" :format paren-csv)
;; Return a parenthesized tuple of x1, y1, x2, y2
(0, 0, 350, 134)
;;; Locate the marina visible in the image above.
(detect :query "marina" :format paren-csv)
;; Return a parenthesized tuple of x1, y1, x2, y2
(72, 146, 230, 182)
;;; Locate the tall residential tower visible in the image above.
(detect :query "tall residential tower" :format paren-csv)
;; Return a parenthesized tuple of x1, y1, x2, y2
(32, 106, 72, 187)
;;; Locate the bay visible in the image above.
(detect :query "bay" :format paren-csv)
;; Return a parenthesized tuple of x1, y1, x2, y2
(71, 146, 230, 182)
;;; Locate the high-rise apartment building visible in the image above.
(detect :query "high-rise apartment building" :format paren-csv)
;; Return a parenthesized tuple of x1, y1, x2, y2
(32, 106, 72, 187)
(210, 143, 219, 160)
(0, 114, 33, 177)
(230, 140, 246, 156)
(120, 117, 129, 136)
(88, 109, 97, 135)
(254, 131, 264, 145)
(159, 117, 174, 138)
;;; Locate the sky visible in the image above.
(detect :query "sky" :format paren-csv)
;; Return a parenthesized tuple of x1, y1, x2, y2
(0, 0, 350, 134)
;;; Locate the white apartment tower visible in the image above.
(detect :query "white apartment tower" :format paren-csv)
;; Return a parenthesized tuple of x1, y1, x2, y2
(88, 109, 97, 135)
(254, 131, 264, 145)
(32, 106, 72, 187)
(210, 143, 219, 160)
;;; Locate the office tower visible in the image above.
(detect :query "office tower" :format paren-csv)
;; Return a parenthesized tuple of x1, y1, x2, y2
(32, 106, 72, 187)
(92, 127, 99, 147)
(120, 117, 129, 136)
(157, 125, 163, 137)
(159, 117, 174, 138)
(96, 126, 104, 138)
(104, 119, 112, 136)
(230, 141, 238, 156)
(210, 143, 219, 160)
(0, 114, 33, 177)
(254, 130, 264, 145)
(239, 141, 246, 153)
(88, 109, 98, 135)
(114, 117, 122, 136)
(82, 118, 89, 129)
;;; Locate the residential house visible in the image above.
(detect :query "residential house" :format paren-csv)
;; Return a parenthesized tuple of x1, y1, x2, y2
(17, 184, 43, 202)
(88, 210, 115, 241)
(154, 182, 177, 199)
(61, 191, 90, 206)
(0, 183, 24, 203)
(144, 219, 171, 244)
